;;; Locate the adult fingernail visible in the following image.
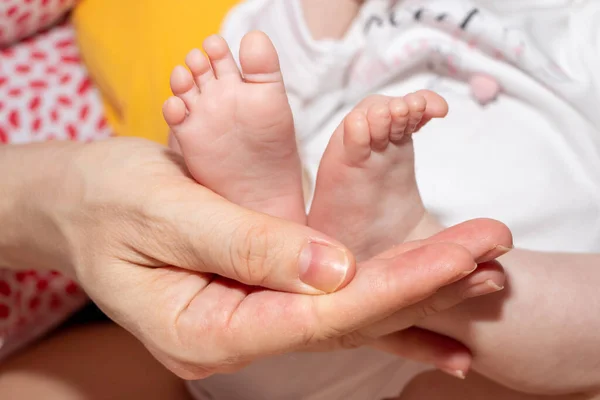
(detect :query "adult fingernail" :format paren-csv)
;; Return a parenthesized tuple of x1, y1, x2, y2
(462, 279, 504, 299)
(299, 241, 351, 293)
(439, 368, 467, 380)
(481, 244, 513, 261)
(459, 263, 478, 278)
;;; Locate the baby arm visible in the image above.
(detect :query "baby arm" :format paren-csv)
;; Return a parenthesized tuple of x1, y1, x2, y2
(417, 248, 600, 396)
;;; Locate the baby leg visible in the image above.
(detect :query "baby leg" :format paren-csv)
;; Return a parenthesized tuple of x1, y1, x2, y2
(417, 250, 600, 395)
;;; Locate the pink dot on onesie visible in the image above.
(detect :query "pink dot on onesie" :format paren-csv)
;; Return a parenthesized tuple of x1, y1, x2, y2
(469, 73, 501, 105)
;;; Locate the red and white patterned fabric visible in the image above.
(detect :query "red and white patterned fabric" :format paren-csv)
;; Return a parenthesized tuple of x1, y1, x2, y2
(0, 270, 87, 359)
(0, 0, 77, 48)
(0, 23, 110, 144)
(0, 21, 111, 360)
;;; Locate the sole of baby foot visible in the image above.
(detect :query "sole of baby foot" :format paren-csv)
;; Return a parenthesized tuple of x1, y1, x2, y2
(162, 31, 305, 223)
(308, 92, 448, 261)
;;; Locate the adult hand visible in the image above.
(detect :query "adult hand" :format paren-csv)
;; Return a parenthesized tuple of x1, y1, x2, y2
(0, 138, 511, 379)
(0, 138, 356, 295)
(357, 221, 510, 379)
(306, 219, 510, 378)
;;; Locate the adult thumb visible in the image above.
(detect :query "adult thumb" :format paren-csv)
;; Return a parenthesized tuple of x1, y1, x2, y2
(147, 186, 355, 294)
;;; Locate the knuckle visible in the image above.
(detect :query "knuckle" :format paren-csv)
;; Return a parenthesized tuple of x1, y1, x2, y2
(310, 309, 368, 351)
(298, 315, 323, 349)
(337, 331, 369, 350)
(300, 330, 319, 348)
(230, 222, 273, 284)
(172, 316, 241, 377)
(417, 301, 442, 319)
(288, 300, 322, 349)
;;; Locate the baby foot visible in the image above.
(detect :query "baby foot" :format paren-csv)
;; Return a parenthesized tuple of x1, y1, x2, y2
(308, 91, 448, 261)
(163, 31, 305, 223)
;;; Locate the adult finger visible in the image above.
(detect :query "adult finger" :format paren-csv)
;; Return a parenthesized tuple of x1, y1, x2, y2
(429, 218, 513, 262)
(307, 242, 477, 346)
(98, 233, 477, 379)
(375, 218, 513, 264)
(172, 242, 477, 368)
(95, 241, 476, 378)
(360, 260, 505, 338)
(312, 219, 511, 350)
(373, 327, 472, 379)
(139, 182, 355, 295)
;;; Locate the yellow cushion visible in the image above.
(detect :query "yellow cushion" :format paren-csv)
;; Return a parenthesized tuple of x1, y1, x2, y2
(73, 0, 239, 144)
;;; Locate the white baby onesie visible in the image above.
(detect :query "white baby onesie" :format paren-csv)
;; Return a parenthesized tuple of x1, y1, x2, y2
(187, 0, 600, 399)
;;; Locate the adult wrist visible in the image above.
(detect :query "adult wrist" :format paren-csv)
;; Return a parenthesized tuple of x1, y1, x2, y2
(0, 141, 83, 276)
